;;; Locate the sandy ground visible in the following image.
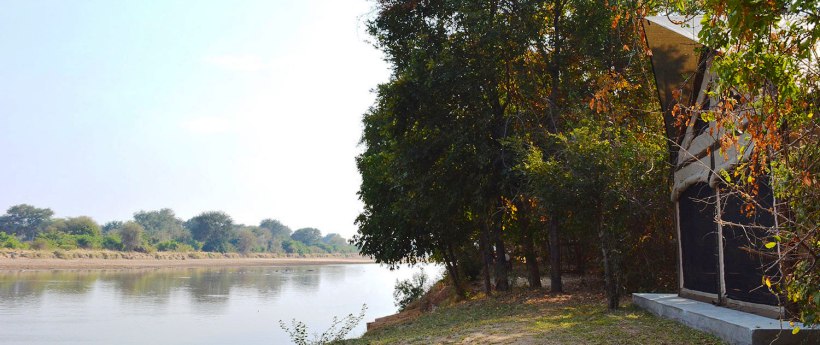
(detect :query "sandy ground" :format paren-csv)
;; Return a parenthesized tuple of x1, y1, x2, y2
(0, 256, 375, 270)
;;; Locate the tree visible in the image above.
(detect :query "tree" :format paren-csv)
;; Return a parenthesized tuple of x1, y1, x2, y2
(234, 228, 257, 254)
(322, 233, 347, 248)
(680, 0, 820, 326)
(0, 204, 54, 240)
(51, 216, 101, 237)
(102, 221, 124, 234)
(291, 228, 321, 246)
(259, 219, 292, 238)
(119, 221, 144, 251)
(133, 209, 188, 243)
(186, 211, 234, 253)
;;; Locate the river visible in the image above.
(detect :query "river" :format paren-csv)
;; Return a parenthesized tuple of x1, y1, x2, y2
(0, 263, 438, 344)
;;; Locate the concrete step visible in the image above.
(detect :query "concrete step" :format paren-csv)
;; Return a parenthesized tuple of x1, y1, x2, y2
(633, 293, 818, 345)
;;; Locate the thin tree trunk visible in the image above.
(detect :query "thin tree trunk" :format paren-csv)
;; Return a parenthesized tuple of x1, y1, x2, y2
(524, 232, 542, 288)
(598, 214, 619, 309)
(493, 225, 510, 291)
(443, 244, 466, 299)
(520, 203, 542, 288)
(480, 221, 493, 294)
(549, 214, 563, 293)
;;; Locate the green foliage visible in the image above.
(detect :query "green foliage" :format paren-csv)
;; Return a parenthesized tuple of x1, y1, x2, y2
(0, 232, 26, 249)
(36, 231, 78, 250)
(233, 228, 257, 254)
(74, 234, 101, 249)
(0, 205, 354, 255)
(279, 304, 367, 345)
(393, 269, 430, 311)
(101, 234, 123, 251)
(260, 218, 292, 238)
(133, 209, 189, 243)
(155, 240, 194, 252)
(119, 221, 144, 252)
(292, 228, 322, 246)
(283, 239, 309, 255)
(101, 221, 123, 234)
(186, 211, 234, 253)
(0, 204, 54, 240)
(49, 216, 101, 237)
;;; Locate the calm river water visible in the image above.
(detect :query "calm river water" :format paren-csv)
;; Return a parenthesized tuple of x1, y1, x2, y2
(0, 263, 438, 344)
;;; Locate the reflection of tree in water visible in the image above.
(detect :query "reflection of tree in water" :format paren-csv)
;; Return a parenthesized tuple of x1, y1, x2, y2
(0, 266, 350, 310)
(281, 267, 321, 292)
(97, 269, 186, 305)
(0, 270, 99, 306)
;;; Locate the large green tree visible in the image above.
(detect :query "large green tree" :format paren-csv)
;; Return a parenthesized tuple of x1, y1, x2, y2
(0, 204, 54, 240)
(291, 228, 322, 246)
(50, 216, 101, 237)
(119, 221, 144, 251)
(186, 211, 234, 253)
(134, 209, 189, 243)
(259, 219, 292, 238)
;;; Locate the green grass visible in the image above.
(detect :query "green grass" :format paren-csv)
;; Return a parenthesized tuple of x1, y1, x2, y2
(344, 290, 725, 345)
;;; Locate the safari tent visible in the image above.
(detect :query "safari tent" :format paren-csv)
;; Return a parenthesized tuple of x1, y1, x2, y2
(643, 16, 780, 317)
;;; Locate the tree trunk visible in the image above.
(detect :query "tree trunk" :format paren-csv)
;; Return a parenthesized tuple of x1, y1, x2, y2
(443, 244, 466, 299)
(520, 206, 542, 288)
(524, 232, 542, 288)
(493, 225, 510, 291)
(575, 241, 587, 274)
(480, 221, 493, 294)
(598, 217, 619, 309)
(548, 214, 563, 293)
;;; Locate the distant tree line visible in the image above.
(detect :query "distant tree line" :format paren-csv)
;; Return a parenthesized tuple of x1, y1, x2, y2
(0, 204, 356, 255)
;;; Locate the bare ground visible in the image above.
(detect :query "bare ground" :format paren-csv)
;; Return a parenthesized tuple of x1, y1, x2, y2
(0, 249, 373, 270)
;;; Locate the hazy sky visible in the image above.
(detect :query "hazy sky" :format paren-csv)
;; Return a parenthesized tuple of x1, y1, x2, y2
(0, 0, 389, 238)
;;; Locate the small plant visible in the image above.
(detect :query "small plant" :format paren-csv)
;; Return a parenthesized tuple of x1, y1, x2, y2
(393, 269, 430, 311)
(279, 304, 367, 345)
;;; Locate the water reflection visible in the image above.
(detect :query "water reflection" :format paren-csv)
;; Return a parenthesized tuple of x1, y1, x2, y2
(0, 266, 350, 307)
(0, 264, 437, 345)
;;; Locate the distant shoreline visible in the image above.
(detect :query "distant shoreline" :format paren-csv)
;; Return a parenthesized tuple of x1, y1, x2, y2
(0, 249, 374, 270)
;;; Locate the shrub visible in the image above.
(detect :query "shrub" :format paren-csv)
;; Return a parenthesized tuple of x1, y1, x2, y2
(0, 232, 25, 249)
(102, 234, 123, 250)
(156, 240, 195, 252)
(30, 238, 52, 250)
(279, 304, 367, 345)
(393, 269, 430, 311)
(74, 234, 101, 249)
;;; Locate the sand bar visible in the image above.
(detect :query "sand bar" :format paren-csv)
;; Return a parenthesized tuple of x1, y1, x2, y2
(0, 252, 374, 270)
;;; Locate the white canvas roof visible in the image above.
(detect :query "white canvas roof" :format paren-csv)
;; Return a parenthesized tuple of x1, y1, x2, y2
(645, 15, 703, 43)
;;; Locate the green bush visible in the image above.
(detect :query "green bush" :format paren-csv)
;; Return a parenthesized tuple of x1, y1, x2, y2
(0, 232, 25, 249)
(101, 234, 123, 250)
(156, 240, 195, 252)
(74, 234, 101, 249)
(283, 240, 309, 255)
(393, 269, 430, 311)
(36, 231, 78, 250)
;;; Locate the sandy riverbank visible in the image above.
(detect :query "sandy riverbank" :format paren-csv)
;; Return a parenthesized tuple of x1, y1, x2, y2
(0, 249, 374, 270)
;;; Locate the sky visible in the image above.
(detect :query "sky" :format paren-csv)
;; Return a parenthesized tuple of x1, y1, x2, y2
(0, 0, 390, 239)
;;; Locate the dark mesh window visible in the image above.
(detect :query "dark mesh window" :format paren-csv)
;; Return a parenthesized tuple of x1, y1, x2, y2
(721, 182, 779, 305)
(678, 182, 719, 294)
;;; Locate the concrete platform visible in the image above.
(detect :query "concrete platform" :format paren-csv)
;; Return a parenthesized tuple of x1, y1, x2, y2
(633, 293, 819, 345)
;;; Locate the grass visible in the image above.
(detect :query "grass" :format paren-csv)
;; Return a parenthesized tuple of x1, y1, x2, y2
(344, 288, 725, 345)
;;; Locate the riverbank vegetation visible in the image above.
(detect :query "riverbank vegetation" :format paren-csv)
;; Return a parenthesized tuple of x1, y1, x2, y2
(354, 0, 820, 329)
(0, 205, 357, 255)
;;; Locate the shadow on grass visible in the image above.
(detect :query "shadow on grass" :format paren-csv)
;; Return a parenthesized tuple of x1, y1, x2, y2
(345, 290, 726, 345)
